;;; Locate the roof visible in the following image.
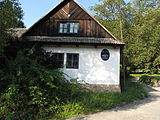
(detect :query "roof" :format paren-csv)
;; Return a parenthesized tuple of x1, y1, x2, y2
(8, 28, 27, 38)
(10, 28, 124, 45)
(10, 0, 125, 46)
(27, 36, 125, 45)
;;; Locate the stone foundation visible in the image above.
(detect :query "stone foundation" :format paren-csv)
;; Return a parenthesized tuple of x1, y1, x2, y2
(81, 84, 121, 93)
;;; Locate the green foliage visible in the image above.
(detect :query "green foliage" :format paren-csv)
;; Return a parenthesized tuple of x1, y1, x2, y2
(124, 8, 160, 73)
(90, 0, 126, 20)
(0, 50, 81, 119)
(50, 81, 148, 120)
(0, 0, 24, 66)
(90, 0, 127, 40)
(91, 0, 160, 74)
(153, 56, 160, 73)
(139, 75, 160, 86)
(0, 0, 24, 28)
(139, 75, 154, 86)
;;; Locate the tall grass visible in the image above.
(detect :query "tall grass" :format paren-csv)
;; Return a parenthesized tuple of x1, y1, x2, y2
(39, 80, 148, 120)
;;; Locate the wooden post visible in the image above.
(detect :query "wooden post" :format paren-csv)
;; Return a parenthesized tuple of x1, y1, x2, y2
(122, 47, 126, 90)
(120, 46, 126, 91)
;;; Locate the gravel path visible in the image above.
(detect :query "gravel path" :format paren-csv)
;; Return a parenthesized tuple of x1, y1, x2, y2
(68, 86, 160, 120)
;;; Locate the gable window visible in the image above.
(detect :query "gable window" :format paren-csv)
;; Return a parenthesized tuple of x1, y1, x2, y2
(51, 53, 64, 68)
(59, 22, 79, 34)
(66, 53, 79, 69)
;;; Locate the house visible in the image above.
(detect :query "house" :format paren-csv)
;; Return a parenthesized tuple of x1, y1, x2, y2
(19, 0, 125, 92)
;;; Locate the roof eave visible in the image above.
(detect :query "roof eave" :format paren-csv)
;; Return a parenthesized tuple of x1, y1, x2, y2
(29, 40, 125, 46)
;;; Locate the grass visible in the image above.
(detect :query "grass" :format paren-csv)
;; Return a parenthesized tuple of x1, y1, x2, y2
(130, 74, 160, 79)
(39, 80, 148, 120)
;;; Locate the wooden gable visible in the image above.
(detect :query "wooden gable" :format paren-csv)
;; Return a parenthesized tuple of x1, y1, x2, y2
(24, 0, 115, 39)
(53, 0, 91, 20)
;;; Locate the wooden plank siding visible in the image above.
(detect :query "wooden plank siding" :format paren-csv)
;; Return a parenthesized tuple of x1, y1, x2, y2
(25, 0, 112, 38)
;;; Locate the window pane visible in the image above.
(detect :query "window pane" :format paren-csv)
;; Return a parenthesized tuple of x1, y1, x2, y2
(70, 27, 74, 33)
(67, 61, 72, 67)
(66, 53, 79, 69)
(73, 54, 78, 60)
(67, 54, 72, 60)
(73, 61, 78, 68)
(60, 23, 63, 28)
(70, 23, 74, 28)
(59, 28, 63, 33)
(70, 23, 74, 33)
(63, 28, 67, 33)
(74, 23, 79, 33)
(58, 54, 63, 60)
(63, 24, 67, 33)
(52, 53, 64, 68)
(64, 23, 67, 29)
(59, 23, 63, 33)
(59, 22, 79, 34)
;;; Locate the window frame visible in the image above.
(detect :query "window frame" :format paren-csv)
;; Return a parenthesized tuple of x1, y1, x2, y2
(66, 53, 79, 69)
(58, 22, 79, 34)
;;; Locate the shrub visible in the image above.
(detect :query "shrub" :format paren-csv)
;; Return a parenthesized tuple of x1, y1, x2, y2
(153, 56, 160, 74)
(0, 50, 80, 119)
(139, 75, 160, 86)
(139, 75, 153, 85)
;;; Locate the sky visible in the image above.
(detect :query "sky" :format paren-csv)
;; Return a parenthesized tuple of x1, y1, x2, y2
(19, 0, 131, 28)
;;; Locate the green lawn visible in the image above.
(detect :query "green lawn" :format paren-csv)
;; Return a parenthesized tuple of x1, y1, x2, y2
(130, 74, 160, 79)
(39, 80, 148, 120)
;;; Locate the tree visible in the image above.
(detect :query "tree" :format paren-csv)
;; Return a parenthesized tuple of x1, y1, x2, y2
(0, 0, 24, 68)
(91, 0, 160, 73)
(124, 1, 160, 73)
(90, 0, 127, 40)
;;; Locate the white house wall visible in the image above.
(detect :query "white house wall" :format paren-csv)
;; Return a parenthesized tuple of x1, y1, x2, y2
(43, 45, 120, 85)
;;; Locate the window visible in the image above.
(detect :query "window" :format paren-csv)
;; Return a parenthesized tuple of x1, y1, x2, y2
(59, 22, 79, 34)
(66, 53, 79, 69)
(51, 53, 64, 68)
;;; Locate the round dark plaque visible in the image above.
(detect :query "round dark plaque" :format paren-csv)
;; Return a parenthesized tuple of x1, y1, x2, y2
(101, 49, 110, 61)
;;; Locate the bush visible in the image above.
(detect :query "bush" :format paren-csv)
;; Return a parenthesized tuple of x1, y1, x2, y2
(139, 75, 153, 85)
(139, 75, 160, 86)
(153, 56, 160, 74)
(0, 50, 80, 119)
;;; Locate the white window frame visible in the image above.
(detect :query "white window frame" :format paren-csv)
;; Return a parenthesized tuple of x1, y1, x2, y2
(59, 22, 79, 34)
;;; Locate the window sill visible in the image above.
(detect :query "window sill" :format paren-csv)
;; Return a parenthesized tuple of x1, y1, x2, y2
(58, 32, 78, 35)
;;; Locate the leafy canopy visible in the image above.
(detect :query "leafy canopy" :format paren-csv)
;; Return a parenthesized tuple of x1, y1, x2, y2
(0, 0, 24, 57)
(91, 0, 160, 73)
